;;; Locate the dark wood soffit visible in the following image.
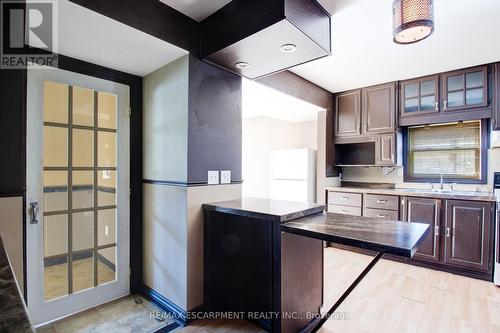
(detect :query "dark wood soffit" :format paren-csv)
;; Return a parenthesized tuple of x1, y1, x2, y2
(256, 70, 332, 110)
(68, 0, 200, 55)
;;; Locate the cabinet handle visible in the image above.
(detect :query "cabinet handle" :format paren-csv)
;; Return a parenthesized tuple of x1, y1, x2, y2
(443, 101, 448, 110)
(340, 196, 349, 200)
(364, 124, 367, 133)
(446, 227, 451, 237)
(341, 209, 349, 213)
(391, 153, 395, 162)
(376, 214, 386, 218)
(435, 226, 439, 236)
(435, 102, 439, 111)
(376, 200, 387, 203)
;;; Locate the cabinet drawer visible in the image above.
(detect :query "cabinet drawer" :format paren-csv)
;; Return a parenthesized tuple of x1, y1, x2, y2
(328, 192, 362, 207)
(328, 204, 362, 216)
(364, 208, 399, 220)
(364, 194, 399, 211)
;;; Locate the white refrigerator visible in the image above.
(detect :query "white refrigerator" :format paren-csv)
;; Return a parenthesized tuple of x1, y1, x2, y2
(270, 148, 316, 204)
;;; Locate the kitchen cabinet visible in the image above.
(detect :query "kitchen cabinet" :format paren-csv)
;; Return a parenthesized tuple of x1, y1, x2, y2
(375, 134, 396, 166)
(442, 66, 488, 112)
(362, 83, 396, 134)
(400, 75, 439, 117)
(402, 197, 441, 262)
(334, 84, 396, 139)
(334, 90, 361, 137)
(443, 200, 493, 271)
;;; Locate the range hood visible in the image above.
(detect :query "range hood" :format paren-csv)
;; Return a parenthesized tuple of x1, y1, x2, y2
(201, 0, 331, 79)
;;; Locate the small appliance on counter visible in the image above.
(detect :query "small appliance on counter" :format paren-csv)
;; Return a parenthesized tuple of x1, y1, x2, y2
(494, 172, 500, 286)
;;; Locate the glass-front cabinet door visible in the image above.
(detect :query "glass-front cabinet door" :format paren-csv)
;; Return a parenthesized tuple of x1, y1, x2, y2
(442, 66, 488, 111)
(400, 75, 439, 117)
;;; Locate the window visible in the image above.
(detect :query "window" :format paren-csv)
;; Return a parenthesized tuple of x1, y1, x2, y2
(406, 120, 485, 183)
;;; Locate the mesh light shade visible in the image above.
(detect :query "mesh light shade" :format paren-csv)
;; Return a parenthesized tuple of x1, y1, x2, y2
(393, 0, 434, 44)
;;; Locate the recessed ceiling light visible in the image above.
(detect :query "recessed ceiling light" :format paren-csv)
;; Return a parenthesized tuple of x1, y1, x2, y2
(235, 62, 249, 69)
(280, 44, 297, 53)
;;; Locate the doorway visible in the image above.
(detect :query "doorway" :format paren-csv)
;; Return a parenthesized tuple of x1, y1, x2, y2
(26, 67, 130, 325)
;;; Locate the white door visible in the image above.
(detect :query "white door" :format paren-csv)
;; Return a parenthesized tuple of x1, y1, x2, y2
(26, 67, 130, 325)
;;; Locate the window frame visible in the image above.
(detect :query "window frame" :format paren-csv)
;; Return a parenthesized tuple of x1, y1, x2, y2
(403, 119, 488, 184)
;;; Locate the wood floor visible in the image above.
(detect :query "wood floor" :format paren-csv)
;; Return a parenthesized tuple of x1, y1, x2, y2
(176, 247, 500, 333)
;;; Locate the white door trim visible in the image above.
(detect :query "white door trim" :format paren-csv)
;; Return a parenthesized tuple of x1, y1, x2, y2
(26, 66, 130, 325)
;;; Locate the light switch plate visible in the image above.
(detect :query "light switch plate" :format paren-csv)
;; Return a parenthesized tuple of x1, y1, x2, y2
(220, 170, 231, 184)
(208, 171, 219, 185)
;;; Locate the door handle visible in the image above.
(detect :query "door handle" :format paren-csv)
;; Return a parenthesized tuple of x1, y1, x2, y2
(29, 202, 39, 224)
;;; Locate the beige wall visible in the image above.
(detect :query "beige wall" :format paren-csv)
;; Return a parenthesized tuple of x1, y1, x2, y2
(341, 131, 500, 190)
(143, 55, 189, 182)
(142, 183, 241, 311)
(0, 197, 24, 294)
(242, 116, 318, 199)
(186, 184, 242, 309)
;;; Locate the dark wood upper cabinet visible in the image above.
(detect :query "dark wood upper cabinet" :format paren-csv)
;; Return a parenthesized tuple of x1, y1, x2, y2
(375, 134, 396, 166)
(362, 83, 396, 135)
(403, 197, 441, 262)
(444, 200, 492, 272)
(441, 66, 489, 112)
(334, 90, 361, 137)
(494, 63, 500, 130)
(400, 75, 439, 117)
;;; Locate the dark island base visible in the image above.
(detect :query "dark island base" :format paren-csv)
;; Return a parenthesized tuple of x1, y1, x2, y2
(203, 199, 430, 333)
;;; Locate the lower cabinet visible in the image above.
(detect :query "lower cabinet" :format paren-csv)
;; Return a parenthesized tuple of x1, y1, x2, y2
(443, 200, 493, 272)
(403, 197, 441, 262)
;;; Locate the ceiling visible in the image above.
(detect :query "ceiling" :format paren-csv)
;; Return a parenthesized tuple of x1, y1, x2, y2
(242, 79, 325, 123)
(57, 0, 187, 76)
(291, 0, 500, 93)
(158, 0, 232, 22)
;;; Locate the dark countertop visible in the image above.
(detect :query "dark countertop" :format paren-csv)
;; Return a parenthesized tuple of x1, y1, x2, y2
(281, 212, 430, 258)
(0, 237, 33, 333)
(326, 185, 497, 202)
(203, 198, 325, 222)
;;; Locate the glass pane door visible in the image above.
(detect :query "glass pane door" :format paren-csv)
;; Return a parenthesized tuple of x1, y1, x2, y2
(43, 82, 118, 301)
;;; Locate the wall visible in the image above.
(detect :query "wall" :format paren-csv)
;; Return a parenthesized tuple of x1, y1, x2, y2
(341, 130, 500, 190)
(143, 56, 189, 182)
(242, 116, 317, 199)
(187, 55, 242, 183)
(142, 55, 243, 311)
(0, 197, 24, 294)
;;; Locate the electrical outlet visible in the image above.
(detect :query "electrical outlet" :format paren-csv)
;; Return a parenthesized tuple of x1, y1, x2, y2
(220, 170, 231, 184)
(208, 171, 219, 185)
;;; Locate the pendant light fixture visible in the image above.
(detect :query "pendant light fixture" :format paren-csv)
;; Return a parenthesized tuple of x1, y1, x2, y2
(393, 0, 434, 44)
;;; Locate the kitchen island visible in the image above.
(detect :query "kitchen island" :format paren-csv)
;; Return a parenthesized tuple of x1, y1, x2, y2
(203, 198, 429, 333)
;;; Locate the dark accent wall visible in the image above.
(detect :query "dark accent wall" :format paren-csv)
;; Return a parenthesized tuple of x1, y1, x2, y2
(69, 0, 200, 55)
(0, 68, 26, 195)
(187, 55, 242, 183)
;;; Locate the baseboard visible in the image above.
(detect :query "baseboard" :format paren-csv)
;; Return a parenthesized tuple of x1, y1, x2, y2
(139, 284, 187, 326)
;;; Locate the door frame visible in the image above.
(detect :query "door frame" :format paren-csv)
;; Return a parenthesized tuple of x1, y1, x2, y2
(23, 54, 143, 323)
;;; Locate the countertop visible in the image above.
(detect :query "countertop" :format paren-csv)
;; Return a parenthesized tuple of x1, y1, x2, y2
(281, 212, 430, 258)
(326, 186, 497, 202)
(0, 236, 34, 332)
(203, 198, 325, 222)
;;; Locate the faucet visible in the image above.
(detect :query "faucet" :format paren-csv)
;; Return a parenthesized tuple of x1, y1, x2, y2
(427, 167, 444, 191)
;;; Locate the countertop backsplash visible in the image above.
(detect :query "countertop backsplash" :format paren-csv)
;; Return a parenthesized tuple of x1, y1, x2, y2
(331, 146, 500, 194)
